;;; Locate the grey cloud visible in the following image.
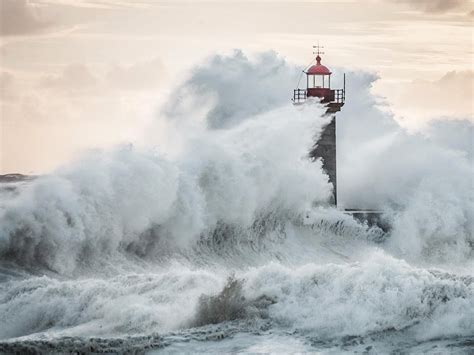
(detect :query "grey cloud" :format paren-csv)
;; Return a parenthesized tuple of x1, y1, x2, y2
(379, 70, 473, 127)
(37, 59, 167, 95)
(436, 70, 474, 89)
(389, 0, 469, 13)
(399, 71, 472, 116)
(0, 71, 18, 100)
(0, 0, 51, 36)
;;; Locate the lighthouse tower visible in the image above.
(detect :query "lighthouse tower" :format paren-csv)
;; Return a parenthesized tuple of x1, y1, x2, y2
(293, 46, 345, 205)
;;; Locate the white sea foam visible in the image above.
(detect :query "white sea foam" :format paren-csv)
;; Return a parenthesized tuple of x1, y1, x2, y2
(0, 100, 330, 274)
(0, 50, 472, 352)
(1, 253, 472, 343)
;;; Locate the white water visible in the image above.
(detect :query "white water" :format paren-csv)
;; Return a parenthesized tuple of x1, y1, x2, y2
(0, 51, 473, 353)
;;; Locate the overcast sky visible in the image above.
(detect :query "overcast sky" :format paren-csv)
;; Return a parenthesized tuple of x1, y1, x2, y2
(1, 0, 473, 173)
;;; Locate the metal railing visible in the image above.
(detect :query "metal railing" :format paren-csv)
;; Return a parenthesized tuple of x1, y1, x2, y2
(292, 89, 307, 103)
(334, 89, 345, 103)
(293, 88, 345, 104)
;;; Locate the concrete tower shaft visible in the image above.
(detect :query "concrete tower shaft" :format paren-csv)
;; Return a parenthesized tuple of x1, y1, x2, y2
(309, 114, 337, 205)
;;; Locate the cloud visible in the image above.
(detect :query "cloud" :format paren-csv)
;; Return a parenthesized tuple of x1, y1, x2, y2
(39, 64, 97, 93)
(0, 72, 18, 100)
(39, 59, 167, 94)
(106, 58, 166, 91)
(0, 0, 51, 36)
(2, 61, 163, 174)
(388, 0, 471, 13)
(382, 70, 473, 127)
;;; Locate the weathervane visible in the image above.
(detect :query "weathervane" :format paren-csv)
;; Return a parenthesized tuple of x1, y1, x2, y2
(313, 43, 325, 56)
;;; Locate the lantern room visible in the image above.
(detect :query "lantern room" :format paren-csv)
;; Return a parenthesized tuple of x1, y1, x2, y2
(306, 55, 333, 100)
(293, 46, 345, 112)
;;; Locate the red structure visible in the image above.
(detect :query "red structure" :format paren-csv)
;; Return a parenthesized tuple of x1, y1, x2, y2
(293, 46, 345, 205)
(293, 46, 345, 114)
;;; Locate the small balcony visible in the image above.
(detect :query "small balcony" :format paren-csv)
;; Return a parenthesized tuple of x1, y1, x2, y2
(293, 88, 345, 105)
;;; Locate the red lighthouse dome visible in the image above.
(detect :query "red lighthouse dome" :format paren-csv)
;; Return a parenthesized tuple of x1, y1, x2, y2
(306, 55, 332, 75)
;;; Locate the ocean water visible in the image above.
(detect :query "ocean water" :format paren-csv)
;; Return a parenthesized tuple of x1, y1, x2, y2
(0, 52, 473, 353)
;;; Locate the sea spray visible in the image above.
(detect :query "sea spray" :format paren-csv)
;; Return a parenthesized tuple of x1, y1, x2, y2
(0, 102, 330, 275)
(0, 50, 472, 353)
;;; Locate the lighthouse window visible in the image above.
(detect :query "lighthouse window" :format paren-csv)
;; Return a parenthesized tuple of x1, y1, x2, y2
(307, 75, 332, 88)
(313, 75, 330, 88)
(314, 75, 323, 88)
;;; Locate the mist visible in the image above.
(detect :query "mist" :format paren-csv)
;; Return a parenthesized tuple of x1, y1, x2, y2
(0, 50, 472, 353)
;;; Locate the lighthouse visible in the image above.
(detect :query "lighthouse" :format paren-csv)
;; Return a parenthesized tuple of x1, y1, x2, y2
(293, 46, 345, 206)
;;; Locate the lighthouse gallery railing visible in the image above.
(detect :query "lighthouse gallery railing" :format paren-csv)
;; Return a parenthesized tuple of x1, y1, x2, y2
(292, 89, 345, 104)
